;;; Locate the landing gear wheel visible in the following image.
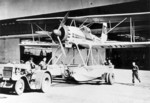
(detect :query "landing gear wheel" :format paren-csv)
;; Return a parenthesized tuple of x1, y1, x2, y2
(14, 79, 25, 95)
(41, 73, 52, 93)
(108, 73, 115, 85)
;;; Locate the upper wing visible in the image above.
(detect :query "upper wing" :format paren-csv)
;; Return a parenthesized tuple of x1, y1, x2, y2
(0, 31, 51, 39)
(17, 17, 64, 22)
(70, 12, 150, 23)
(17, 12, 150, 23)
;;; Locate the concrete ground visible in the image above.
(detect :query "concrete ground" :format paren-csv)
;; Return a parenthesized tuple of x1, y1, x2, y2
(0, 69, 150, 103)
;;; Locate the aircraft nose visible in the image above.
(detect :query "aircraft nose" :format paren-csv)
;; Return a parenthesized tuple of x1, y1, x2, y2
(53, 29, 61, 36)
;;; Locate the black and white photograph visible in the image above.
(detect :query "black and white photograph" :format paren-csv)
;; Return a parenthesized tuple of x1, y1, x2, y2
(0, 0, 150, 103)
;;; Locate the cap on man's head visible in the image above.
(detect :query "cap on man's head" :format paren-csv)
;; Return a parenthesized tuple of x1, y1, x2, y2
(43, 57, 46, 61)
(132, 62, 136, 65)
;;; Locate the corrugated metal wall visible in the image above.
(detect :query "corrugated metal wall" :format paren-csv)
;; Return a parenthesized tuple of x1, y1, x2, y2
(0, 40, 5, 63)
(0, 39, 20, 63)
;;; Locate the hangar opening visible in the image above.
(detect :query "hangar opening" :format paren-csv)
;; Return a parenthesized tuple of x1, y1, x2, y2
(106, 48, 150, 70)
(20, 38, 52, 64)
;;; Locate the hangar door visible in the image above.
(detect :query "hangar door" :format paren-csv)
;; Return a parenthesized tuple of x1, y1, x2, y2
(106, 48, 150, 70)
(0, 39, 20, 63)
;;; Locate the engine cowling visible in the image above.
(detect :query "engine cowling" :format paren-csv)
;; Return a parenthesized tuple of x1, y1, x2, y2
(51, 25, 68, 43)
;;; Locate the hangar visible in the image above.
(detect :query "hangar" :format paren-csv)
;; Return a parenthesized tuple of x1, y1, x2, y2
(0, 0, 150, 70)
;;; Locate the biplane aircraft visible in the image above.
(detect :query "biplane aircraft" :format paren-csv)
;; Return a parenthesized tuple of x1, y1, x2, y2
(1, 11, 150, 84)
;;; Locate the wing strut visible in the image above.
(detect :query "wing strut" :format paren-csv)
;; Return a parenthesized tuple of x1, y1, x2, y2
(68, 49, 79, 65)
(79, 18, 88, 28)
(47, 46, 60, 64)
(54, 53, 63, 64)
(133, 22, 135, 42)
(76, 44, 86, 66)
(90, 47, 94, 65)
(31, 23, 35, 41)
(107, 17, 127, 33)
(109, 21, 111, 30)
(130, 17, 133, 42)
(86, 47, 91, 65)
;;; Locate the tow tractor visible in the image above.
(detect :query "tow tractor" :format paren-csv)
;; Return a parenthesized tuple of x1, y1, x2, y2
(0, 63, 52, 95)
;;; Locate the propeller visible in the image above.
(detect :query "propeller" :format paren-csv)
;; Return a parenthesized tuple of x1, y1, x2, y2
(52, 12, 69, 57)
(36, 12, 69, 57)
(53, 12, 69, 35)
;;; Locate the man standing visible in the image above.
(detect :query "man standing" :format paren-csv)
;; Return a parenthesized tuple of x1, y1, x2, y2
(25, 57, 36, 69)
(132, 62, 141, 84)
(39, 57, 47, 70)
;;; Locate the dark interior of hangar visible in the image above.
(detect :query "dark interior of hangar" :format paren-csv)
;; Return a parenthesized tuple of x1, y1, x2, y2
(20, 46, 52, 64)
(20, 37, 52, 64)
(106, 47, 150, 70)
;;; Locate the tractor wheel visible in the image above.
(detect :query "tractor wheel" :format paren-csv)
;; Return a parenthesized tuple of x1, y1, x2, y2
(105, 73, 109, 83)
(41, 73, 52, 93)
(108, 73, 115, 85)
(14, 79, 25, 95)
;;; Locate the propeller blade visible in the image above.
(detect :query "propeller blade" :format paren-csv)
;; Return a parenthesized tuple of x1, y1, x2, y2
(58, 25, 62, 30)
(36, 31, 54, 42)
(57, 36, 66, 57)
(61, 12, 69, 26)
(46, 32, 55, 42)
(58, 12, 69, 30)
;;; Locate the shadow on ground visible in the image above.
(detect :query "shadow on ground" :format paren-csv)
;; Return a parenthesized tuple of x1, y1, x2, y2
(0, 88, 43, 95)
(115, 82, 134, 86)
(52, 78, 109, 87)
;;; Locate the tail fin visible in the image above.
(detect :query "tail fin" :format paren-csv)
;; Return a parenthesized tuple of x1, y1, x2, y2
(101, 22, 108, 43)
